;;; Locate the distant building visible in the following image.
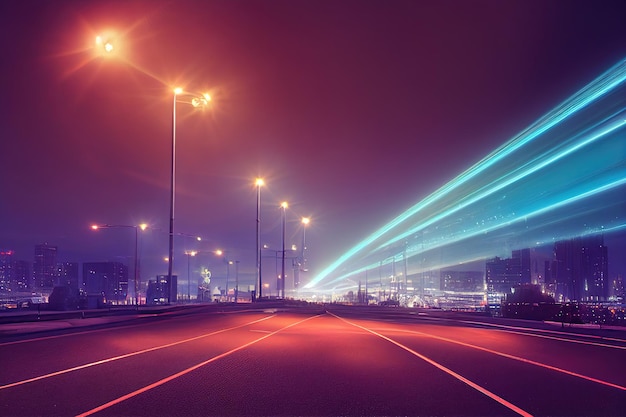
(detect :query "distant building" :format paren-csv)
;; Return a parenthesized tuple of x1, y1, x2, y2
(486, 248, 531, 309)
(146, 275, 177, 305)
(57, 262, 79, 291)
(440, 270, 484, 292)
(83, 262, 129, 305)
(554, 235, 608, 302)
(33, 243, 58, 292)
(0, 250, 30, 292)
(613, 274, 624, 299)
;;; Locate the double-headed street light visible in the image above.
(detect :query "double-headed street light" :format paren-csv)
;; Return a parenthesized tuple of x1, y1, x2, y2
(168, 88, 211, 304)
(296, 217, 310, 290)
(185, 250, 197, 303)
(279, 201, 288, 299)
(90, 223, 148, 305)
(255, 178, 264, 299)
(215, 249, 236, 302)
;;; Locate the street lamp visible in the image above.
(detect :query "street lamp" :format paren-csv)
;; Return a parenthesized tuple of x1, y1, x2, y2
(297, 217, 310, 290)
(234, 260, 240, 303)
(90, 223, 148, 305)
(280, 201, 288, 299)
(215, 249, 234, 302)
(185, 250, 197, 303)
(168, 88, 211, 305)
(255, 178, 264, 300)
(94, 36, 114, 56)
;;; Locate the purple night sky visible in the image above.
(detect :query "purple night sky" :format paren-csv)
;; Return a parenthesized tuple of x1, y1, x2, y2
(1, 0, 625, 289)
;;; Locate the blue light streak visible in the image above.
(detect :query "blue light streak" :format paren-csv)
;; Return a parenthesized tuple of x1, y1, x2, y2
(306, 58, 626, 291)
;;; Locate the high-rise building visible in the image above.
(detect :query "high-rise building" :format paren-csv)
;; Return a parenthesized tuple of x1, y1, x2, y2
(486, 248, 532, 308)
(33, 243, 58, 292)
(0, 250, 28, 292)
(83, 262, 129, 305)
(554, 235, 608, 302)
(57, 262, 79, 291)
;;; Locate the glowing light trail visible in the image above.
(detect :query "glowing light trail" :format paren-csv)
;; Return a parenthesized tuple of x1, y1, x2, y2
(306, 58, 626, 291)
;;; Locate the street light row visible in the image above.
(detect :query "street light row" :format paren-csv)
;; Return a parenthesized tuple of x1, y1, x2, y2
(93, 35, 310, 302)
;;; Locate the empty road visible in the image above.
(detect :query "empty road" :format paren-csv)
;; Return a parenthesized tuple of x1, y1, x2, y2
(1, 303, 625, 416)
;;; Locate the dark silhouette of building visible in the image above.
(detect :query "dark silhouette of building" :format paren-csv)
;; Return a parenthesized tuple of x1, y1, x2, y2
(33, 243, 58, 292)
(501, 284, 558, 320)
(554, 235, 608, 302)
(147, 275, 177, 304)
(83, 262, 129, 305)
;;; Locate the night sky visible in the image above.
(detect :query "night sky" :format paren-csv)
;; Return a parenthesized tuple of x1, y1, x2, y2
(1, 0, 625, 290)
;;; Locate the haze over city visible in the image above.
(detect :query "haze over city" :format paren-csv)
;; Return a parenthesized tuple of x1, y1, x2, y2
(1, 0, 625, 295)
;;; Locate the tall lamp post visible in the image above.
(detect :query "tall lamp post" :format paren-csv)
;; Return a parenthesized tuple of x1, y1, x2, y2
(91, 223, 147, 305)
(215, 249, 234, 302)
(185, 250, 197, 303)
(297, 217, 310, 290)
(255, 178, 264, 300)
(234, 260, 240, 303)
(279, 201, 288, 299)
(168, 88, 211, 303)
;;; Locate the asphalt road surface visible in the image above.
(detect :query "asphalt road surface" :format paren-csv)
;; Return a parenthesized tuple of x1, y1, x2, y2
(1, 303, 625, 416)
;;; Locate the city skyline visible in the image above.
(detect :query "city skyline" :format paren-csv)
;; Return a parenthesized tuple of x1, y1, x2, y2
(1, 1, 625, 295)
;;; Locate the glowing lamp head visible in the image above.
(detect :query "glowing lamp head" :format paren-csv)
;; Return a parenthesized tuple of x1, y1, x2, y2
(139, 223, 148, 231)
(255, 178, 264, 187)
(174, 87, 183, 95)
(91, 224, 99, 230)
(215, 249, 223, 256)
(302, 217, 310, 225)
(95, 36, 113, 54)
(280, 201, 288, 209)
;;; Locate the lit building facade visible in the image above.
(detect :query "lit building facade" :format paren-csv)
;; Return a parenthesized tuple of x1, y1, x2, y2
(83, 262, 129, 305)
(486, 248, 531, 307)
(33, 243, 58, 292)
(147, 275, 177, 304)
(57, 262, 80, 291)
(554, 235, 608, 302)
(1, 251, 30, 292)
(440, 270, 484, 292)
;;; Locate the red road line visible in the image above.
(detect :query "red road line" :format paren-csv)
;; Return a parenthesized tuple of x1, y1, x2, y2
(330, 312, 533, 417)
(75, 313, 322, 417)
(388, 326, 626, 391)
(0, 315, 275, 390)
